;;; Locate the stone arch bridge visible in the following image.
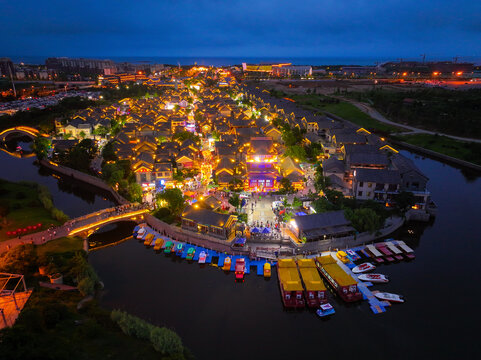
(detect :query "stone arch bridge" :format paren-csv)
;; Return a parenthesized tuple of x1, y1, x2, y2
(0, 127, 44, 142)
(0, 206, 150, 254)
(68, 207, 150, 238)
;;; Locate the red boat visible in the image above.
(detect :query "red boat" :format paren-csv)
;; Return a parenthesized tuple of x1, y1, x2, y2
(235, 258, 246, 281)
(316, 255, 362, 303)
(277, 259, 305, 308)
(297, 259, 327, 308)
(375, 243, 395, 262)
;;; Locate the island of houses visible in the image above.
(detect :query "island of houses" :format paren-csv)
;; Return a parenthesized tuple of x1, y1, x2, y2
(48, 68, 435, 247)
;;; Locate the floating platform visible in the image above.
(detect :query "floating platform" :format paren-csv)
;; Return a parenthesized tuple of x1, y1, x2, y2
(334, 255, 388, 314)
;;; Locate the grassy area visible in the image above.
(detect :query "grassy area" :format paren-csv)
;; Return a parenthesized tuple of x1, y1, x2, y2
(361, 88, 481, 139)
(0, 179, 62, 242)
(36, 236, 84, 257)
(289, 94, 401, 133)
(393, 133, 481, 166)
(0, 288, 172, 360)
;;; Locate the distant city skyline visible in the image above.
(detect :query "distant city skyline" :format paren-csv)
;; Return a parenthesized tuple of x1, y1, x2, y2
(2, 0, 481, 59)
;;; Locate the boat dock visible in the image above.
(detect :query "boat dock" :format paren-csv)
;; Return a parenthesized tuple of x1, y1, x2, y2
(333, 251, 391, 314)
(137, 226, 275, 277)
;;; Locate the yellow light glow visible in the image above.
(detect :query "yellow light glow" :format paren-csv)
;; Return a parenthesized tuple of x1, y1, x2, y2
(68, 209, 149, 236)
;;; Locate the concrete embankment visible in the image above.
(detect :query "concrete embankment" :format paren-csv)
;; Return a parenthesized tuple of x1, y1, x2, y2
(298, 216, 406, 254)
(144, 214, 249, 256)
(39, 159, 129, 204)
(389, 140, 481, 172)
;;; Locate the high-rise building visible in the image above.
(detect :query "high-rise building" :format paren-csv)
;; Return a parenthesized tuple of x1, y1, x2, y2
(0, 58, 14, 77)
(45, 57, 117, 75)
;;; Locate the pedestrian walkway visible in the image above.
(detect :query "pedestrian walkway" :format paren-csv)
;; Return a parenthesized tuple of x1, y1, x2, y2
(0, 204, 149, 254)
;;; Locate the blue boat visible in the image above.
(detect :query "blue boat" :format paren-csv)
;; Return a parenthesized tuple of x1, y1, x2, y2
(316, 303, 335, 318)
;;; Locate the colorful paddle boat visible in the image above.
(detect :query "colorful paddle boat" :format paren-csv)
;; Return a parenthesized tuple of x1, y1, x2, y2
(186, 247, 195, 260)
(316, 303, 335, 317)
(198, 251, 207, 264)
(153, 238, 164, 251)
(163, 241, 173, 254)
(263, 262, 271, 277)
(223, 256, 232, 270)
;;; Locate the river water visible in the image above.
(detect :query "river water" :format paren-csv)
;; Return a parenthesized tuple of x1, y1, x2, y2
(0, 141, 115, 217)
(2, 143, 480, 359)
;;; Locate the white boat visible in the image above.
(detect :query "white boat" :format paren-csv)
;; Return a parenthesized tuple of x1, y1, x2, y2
(374, 292, 404, 303)
(136, 228, 146, 240)
(358, 273, 389, 283)
(198, 251, 207, 264)
(352, 262, 376, 274)
(316, 303, 335, 317)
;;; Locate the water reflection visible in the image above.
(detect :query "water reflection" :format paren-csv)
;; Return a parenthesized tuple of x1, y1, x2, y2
(90, 150, 481, 360)
(0, 137, 115, 217)
(88, 222, 136, 249)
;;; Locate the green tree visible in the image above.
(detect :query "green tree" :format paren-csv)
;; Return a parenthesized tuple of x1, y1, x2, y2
(156, 135, 168, 145)
(394, 191, 416, 216)
(228, 193, 241, 209)
(156, 188, 185, 216)
(312, 197, 336, 213)
(292, 197, 303, 208)
(285, 145, 307, 162)
(211, 130, 220, 141)
(32, 136, 51, 160)
(172, 130, 200, 144)
(93, 125, 109, 137)
(344, 208, 383, 233)
(279, 177, 294, 194)
(126, 182, 142, 203)
(101, 141, 117, 162)
(150, 327, 184, 356)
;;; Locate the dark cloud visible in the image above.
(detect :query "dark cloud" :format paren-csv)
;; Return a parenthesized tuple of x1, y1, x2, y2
(2, 0, 481, 58)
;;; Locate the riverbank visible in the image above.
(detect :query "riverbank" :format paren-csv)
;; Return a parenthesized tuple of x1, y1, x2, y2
(259, 86, 481, 171)
(89, 150, 481, 360)
(0, 237, 193, 360)
(39, 159, 128, 205)
(391, 134, 481, 170)
(0, 179, 66, 242)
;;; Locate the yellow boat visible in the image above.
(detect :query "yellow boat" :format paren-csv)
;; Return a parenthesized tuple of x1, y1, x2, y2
(263, 262, 271, 277)
(143, 233, 154, 246)
(153, 238, 164, 251)
(223, 257, 232, 271)
(336, 250, 349, 263)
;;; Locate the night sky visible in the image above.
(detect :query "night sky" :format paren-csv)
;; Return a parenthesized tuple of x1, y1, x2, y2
(3, 0, 481, 58)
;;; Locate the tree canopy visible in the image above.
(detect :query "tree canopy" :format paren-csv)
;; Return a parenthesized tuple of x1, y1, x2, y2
(344, 208, 383, 234)
(156, 188, 185, 216)
(32, 136, 51, 160)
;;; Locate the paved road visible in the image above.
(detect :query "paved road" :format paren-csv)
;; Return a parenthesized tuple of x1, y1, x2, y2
(345, 99, 481, 144)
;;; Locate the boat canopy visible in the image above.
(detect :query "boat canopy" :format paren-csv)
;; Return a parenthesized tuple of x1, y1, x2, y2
(278, 268, 303, 291)
(278, 259, 297, 268)
(316, 255, 356, 287)
(366, 244, 383, 257)
(299, 267, 326, 291)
